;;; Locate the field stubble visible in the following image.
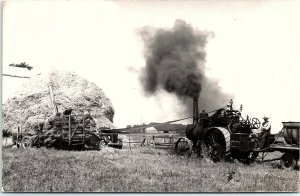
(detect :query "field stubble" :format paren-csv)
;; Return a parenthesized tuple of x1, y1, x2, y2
(2, 146, 299, 192)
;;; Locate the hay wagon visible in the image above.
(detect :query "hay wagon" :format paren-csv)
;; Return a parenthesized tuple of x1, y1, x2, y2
(12, 114, 102, 150)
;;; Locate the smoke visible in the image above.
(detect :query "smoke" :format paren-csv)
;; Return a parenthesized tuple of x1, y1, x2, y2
(140, 19, 232, 114)
(186, 76, 233, 113)
(140, 19, 211, 98)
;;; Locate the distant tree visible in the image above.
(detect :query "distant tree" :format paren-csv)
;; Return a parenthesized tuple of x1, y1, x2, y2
(2, 62, 33, 79)
(9, 62, 33, 70)
(2, 129, 12, 146)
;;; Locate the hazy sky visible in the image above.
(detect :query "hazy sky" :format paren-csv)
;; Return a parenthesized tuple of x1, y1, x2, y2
(2, 0, 300, 133)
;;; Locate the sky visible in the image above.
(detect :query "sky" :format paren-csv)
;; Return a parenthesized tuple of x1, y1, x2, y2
(2, 0, 300, 133)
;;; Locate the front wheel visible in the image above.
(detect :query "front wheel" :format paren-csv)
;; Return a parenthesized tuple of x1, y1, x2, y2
(175, 138, 192, 157)
(280, 152, 297, 170)
(99, 139, 107, 149)
(22, 136, 33, 149)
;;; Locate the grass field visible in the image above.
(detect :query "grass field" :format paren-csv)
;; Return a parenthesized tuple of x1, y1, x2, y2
(2, 146, 299, 192)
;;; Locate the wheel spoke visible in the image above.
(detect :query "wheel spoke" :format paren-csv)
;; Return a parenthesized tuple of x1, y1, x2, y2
(212, 131, 217, 142)
(202, 130, 228, 162)
(216, 146, 225, 152)
(206, 137, 215, 147)
(209, 135, 216, 145)
(179, 140, 187, 150)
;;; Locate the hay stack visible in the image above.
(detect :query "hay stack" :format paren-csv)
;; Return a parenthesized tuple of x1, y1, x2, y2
(2, 71, 114, 133)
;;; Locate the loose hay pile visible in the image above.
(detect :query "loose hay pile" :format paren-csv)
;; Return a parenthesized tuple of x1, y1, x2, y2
(2, 71, 115, 133)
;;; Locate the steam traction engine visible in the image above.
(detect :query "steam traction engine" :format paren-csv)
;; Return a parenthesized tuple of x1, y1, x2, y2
(175, 98, 261, 162)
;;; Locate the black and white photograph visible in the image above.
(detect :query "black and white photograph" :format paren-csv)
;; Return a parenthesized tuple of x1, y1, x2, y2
(1, 0, 300, 192)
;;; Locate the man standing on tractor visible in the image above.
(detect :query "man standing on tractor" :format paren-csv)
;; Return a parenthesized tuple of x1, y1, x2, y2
(199, 110, 208, 125)
(259, 116, 271, 149)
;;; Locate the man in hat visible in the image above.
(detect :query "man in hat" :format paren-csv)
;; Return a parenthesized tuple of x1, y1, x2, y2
(199, 110, 208, 125)
(259, 116, 271, 149)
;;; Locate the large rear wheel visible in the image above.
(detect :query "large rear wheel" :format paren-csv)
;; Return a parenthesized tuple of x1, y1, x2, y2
(201, 128, 230, 162)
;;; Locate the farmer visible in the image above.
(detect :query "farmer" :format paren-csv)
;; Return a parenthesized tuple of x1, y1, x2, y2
(83, 111, 97, 128)
(199, 110, 208, 125)
(259, 116, 271, 149)
(199, 110, 208, 119)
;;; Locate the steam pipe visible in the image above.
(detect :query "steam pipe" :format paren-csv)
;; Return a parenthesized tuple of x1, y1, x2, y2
(193, 97, 199, 125)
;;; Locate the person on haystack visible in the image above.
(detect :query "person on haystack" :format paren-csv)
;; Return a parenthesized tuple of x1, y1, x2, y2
(83, 111, 97, 130)
(259, 116, 271, 149)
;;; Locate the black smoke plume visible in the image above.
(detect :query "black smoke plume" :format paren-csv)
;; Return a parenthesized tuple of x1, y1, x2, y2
(140, 20, 210, 99)
(140, 19, 232, 114)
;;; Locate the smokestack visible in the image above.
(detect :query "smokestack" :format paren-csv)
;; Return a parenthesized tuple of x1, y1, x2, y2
(193, 97, 199, 125)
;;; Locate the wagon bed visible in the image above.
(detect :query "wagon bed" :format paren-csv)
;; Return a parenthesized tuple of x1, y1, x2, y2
(255, 122, 299, 169)
(269, 143, 299, 151)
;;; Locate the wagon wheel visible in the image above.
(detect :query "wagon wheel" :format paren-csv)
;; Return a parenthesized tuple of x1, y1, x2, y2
(99, 139, 107, 149)
(201, 128, 230, 162)
(22, 136, 33, 149)
(251, 118, 261, 129)
(280, 152, 297, 169)
(91, 141, 101, 151)
(175, 138, 192, 157)
(140, 138, 146, 146)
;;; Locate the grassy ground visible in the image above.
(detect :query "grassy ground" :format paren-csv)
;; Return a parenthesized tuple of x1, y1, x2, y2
(2, 146, 299, 192)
